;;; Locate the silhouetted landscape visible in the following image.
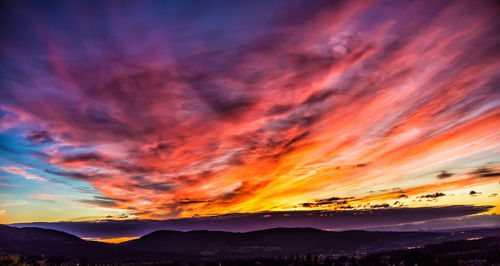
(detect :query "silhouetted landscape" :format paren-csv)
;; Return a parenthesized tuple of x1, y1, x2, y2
(1, 224, 499, 265)
(1, 0, 500, 265)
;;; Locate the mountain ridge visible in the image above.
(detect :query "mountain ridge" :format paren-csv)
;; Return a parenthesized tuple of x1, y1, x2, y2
(1, 224, 499, 261)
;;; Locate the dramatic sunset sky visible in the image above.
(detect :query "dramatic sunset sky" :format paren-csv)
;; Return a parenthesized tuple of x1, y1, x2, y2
(0, 0, 499, 233)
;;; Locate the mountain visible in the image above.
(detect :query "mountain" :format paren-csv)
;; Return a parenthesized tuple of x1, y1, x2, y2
(0, 224, 118, 259)
(122, 227, 500, 259)
(1, 224, 499, 261)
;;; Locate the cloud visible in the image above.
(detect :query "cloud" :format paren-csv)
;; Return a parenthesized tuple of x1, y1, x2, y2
(370, 203, 390, 208)
(482, 172, 500, 178)
(469, 167, 500, 178)
(29, 193, 57, 202)
(419, 192, 446, 199)
(265, 104, 295, 116)
(302, 89, 337, 105)
(134, 182, 173, 192)
(77, 196, 119, 208)
(188, 82, 255, 119)
(301, 196, 355, 208)
(0, 167, 48, 182)
(469, 190, 481, 196)
(437, 171, 454, 179)
(62, 153, 104, 164)
(177, 199, 211, 205)
(217, 181, 270, 204)
(26, 130, 53, 144)
(0, 200, 28, 207)
(45, 170, 110, 181)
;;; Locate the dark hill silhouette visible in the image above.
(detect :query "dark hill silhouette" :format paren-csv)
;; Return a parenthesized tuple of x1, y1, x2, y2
(362, 236, 500, 265)
(125, 227, 500, 259)
(0, 225, 118, 259)
(1, 224, 499, 261)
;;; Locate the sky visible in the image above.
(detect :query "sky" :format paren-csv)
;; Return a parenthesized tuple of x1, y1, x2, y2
(0, 0, 499, 232)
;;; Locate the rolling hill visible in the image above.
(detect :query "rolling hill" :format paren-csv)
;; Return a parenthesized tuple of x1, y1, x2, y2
(1, 224, 499, 261)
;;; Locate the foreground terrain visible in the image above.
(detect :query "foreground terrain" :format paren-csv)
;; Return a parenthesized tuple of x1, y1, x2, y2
(0, 225, 499, 265)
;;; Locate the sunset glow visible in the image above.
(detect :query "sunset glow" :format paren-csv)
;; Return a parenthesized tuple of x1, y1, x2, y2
(0, 0, 499, 229)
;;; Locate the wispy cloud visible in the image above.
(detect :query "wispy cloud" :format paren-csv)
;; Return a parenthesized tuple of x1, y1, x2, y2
(29, 193, 57, 202)
(0, 167, 48, 182)
(0, 200, 28, 207)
